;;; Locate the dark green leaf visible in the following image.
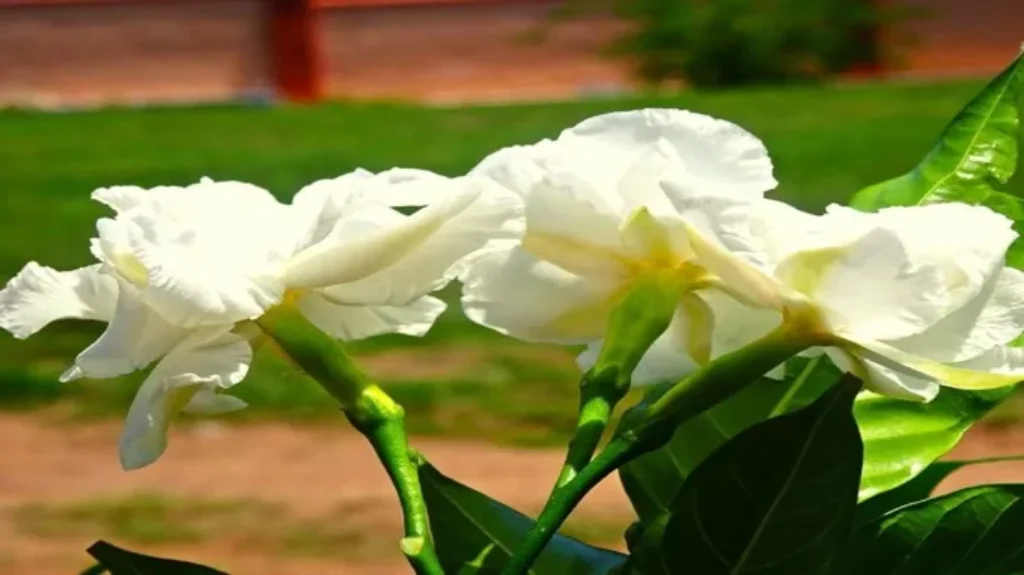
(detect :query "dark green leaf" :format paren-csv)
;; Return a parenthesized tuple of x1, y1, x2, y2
(856, 453, 1024, 526)
(418, 460, 627, 574)
(856, 387, 1013, 502)
(839, 485, 1024, 575)
(80, 565, 108, 575)
(662, 377, 863, 574)
(849, 51, 1023, 213)
(86, 541, 227, 575)
(619, 356, 841, 524)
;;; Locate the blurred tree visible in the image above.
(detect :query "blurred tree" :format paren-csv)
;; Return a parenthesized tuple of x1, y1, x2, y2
(547, 0, 921, 88)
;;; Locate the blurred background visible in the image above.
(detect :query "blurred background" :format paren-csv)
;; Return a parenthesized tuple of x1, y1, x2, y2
(0, 1, 1023, 573)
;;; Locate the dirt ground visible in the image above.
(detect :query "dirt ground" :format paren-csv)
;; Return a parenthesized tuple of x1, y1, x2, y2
(2, 414, 1023, 575)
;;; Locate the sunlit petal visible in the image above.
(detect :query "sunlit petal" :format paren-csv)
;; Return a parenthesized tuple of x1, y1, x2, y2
(0, 263, 117, 338)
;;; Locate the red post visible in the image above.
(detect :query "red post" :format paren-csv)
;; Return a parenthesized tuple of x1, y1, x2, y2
(267, 0, 324, 102)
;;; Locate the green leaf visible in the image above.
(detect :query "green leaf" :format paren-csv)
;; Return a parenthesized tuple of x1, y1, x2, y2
(848, 50, 1024, 266)
(856, 453, 1024, 526)
(86, 541, 227, 575)
(856, 387, 1013, 502)
(661, 377, 863, 574)
(619, 357, 841, 525)
(80, 565, 108, 575)
(418, 460, 627, 574)
(839, 485, 1024, 575)
(849, 51, 1023, 213)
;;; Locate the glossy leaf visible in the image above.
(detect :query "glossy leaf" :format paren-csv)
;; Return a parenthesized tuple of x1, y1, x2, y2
(418, 460, 627, 574)
(86, 541, 227, 575)
(619, 356, 841, 525)
(856, 387, 1014, 502)
(855, 454, 1024, 527)
(849, 51, 1023, 213)
(850, 51, 1024, 267)
(661, 377, 863, 574)
(839, 485, 1024, 575)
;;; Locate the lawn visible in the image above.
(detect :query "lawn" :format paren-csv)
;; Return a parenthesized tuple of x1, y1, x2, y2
(1, 78, 1021, 442)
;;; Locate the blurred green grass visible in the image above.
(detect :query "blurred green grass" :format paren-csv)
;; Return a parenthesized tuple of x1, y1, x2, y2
(1, 78, 1021, 443)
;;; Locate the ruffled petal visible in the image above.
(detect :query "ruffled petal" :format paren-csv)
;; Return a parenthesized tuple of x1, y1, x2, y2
(297, 293, 447, 340)
(825, 203, 1015, 309)
(519, 170, 631, 278)
(91, 179, 294, 326)
(470, 141, 556, 198)
(561, 109, 776, 198)
(0, 263, 117, 338)
(65, 284, 188, 381)
(118, 327, 251, 470)
(778, 227, 951, 341)
(891, 267, 1024, 363)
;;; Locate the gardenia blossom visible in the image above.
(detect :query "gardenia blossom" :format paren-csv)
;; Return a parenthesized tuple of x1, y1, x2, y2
(651, 188, 1024, 401)
(461, 109, 784, 383)
(0, 172, 519, 469)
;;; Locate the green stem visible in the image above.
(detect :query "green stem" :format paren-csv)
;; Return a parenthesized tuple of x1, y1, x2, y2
(555, 392, 616, 488)
(555, 275, 679, 486)
(502, 324, 817, 575)
(505, 437, 637, 575)
(257, 306, 444, 575)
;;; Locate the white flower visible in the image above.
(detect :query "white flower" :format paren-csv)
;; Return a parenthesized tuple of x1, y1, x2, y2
(674, 196, 1024, 401)
(0, 263, 249, 469)
(461, 109, 784, 383)
(0, 172, 519, 468)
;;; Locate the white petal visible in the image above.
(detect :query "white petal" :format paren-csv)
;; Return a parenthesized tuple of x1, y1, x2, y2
(957, 345, 1024, 375)
(316, 181, 523, 306)
(843, 337, 1023, 392)
(615, 142, 688, 218)
(68, 284, 187, 380)
(470, 141, 556, 198)
(658, 191, 796, 309)
(518, 170, 631, 278)
(560, 109, 776, 198)
(686, 224, 783, 310)
(183, 388, 248, 415)
(292, 168, 462, 241)
(92, 185, 149, 213)
(91, 180, 294, 326)
(298, 293, 447, 340)
(778, 227, 951, 341)
(118, 327, 251, 470)
(826, 203, 1015, 309)
(890, 267, 1024, 362)
(0, 263, 117, 338)
(821, 347, 936, 401)
(371, 168, 478, 207)
(462, 247, 627, 344)
(618, 207, 691, 264)
(662, 190, 818, 268)
(284, 184, 482, 290)
(701, 289, 783, 356)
